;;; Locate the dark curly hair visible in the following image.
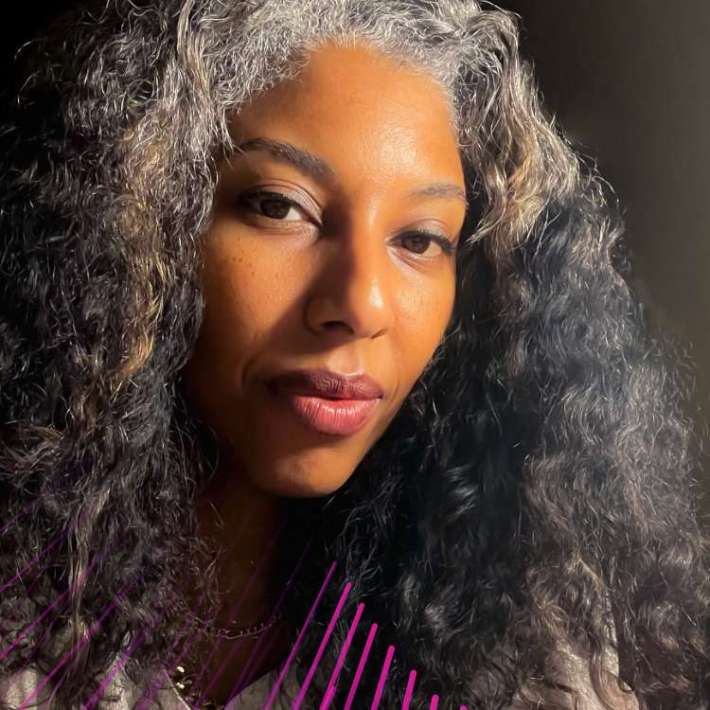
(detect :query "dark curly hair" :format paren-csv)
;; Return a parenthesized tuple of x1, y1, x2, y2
(1, 0, 709, 708)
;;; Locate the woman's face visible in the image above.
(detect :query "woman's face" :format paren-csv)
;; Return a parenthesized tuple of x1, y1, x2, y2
(182, 42, 466, 498)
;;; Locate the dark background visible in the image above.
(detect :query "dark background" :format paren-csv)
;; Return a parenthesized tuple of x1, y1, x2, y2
(2, 1, 709, 519)
(497, 0, 710, 522)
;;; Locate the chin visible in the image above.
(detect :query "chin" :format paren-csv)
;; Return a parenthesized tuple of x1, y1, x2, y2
(252, 459, 354, 499)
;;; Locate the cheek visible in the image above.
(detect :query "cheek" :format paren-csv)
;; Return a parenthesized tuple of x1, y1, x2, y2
(395, 273, 455, 381)
(198, 235, 298, 365)
(182, 231, 305, 426)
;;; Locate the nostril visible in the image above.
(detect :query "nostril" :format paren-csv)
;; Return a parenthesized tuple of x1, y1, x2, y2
(323, 320, 351, 332)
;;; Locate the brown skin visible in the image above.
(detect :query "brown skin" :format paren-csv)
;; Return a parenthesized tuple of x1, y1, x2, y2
(179, 41, 466, 704)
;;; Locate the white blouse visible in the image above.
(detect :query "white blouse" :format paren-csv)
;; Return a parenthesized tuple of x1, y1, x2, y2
(0, 662, 300, 709)
(0, 640, 638, 708)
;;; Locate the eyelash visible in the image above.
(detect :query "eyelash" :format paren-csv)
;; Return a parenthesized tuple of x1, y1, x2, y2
(237, 189, 457, 257)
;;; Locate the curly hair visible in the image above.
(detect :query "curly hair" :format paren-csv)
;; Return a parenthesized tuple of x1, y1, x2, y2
(1, 0, 709, 708)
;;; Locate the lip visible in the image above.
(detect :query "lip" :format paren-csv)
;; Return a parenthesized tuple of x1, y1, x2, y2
(266, 369, 384, 436)
(267, 369, 384, 400)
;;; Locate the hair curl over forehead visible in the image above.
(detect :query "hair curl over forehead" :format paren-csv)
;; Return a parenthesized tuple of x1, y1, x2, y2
(0, 0, 708, 707)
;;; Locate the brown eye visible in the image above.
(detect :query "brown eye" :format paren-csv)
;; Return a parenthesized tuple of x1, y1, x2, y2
(238, 190, 309, 222)
(397, 230, 456, 258)
(258, 196, 291, 219)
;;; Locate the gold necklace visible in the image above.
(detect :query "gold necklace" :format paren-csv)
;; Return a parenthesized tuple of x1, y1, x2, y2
(171, 664, 225, 709)
(170, 609, 285, 707)
(208, 607, 284, 641)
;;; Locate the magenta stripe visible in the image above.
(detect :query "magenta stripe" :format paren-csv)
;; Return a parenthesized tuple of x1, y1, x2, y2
(133, 514, 258, 709)
(217, 538, 314, 707)
(0, 534, 119, 664)
(131, 577, 218, 709)
(319, 602, 365, 710)
(292, 581, 352, 709)
(18, 577, 134, 709)
(370, 643, 395, 710)
(401, 669, 417, 709)
(0, 506, 95, 597)
(81, 630, 145, 709)
(189, 520, 298, 706)
(262, 560, 337, 710)
(429, 694, 440, 709)
(0, 528, 65, 596)
(0, 499, 38, 538)
(342, 622, 378, 710)
(322, 685, 337, 707)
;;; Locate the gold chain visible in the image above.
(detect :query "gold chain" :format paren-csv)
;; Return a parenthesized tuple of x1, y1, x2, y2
(169, 609, 285, 707)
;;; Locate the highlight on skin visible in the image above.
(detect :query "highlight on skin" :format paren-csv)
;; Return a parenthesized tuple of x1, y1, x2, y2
(0, 0, 708, 708)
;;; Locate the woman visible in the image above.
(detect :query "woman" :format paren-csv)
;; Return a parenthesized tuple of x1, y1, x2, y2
(0, 0, 708, 708)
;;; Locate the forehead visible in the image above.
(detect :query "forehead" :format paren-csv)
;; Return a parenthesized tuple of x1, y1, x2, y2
(229, 41, 464, 190)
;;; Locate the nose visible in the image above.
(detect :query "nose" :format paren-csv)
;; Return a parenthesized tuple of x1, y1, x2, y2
(304, 226, 392, 341)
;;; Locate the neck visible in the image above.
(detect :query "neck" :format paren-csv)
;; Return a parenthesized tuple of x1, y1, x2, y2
(195, 463, 289, 627)
(176, 464, 294, 706)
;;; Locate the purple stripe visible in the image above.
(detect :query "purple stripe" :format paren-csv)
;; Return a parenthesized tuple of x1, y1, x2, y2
(292, 581, 352, 709)
(343, 622, 378, 710)
(0, 534, 118, 664)
(217, 538, 313, 707)
(262, 560, 337, 710)
(18, 577, 134, 709)
(81, 630, 145, 709)
(1, 505, 95, 598)
(132, 514, 259, 709)
(0, 529, 65, 597)
(131, 572, 218, 709)
(318, 601, 365, 710)
(0, 499, 38, 538)
(429, 694, 440, 709)
(401, 669, 417, 709)
(322, 685, 337, 707)
(190, 519, 297, 706)
(369, 643, 395, 710)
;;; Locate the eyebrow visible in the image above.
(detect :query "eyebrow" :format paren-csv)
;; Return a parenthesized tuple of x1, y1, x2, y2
(231, 137, 467, 205)
(233, 138, 336, 182)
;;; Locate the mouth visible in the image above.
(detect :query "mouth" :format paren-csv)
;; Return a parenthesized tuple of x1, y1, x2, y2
(268, 391, 381, 436)
(265, 368, 384, 436)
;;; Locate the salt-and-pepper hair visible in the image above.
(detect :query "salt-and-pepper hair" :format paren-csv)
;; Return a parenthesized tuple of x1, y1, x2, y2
(0, 1, 708, 708)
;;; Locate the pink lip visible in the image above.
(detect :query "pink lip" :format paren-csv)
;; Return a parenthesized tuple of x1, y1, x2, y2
(267, 369, 384, 400)
(270, 391, 380, 436)
(266, 368, 384, 436)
